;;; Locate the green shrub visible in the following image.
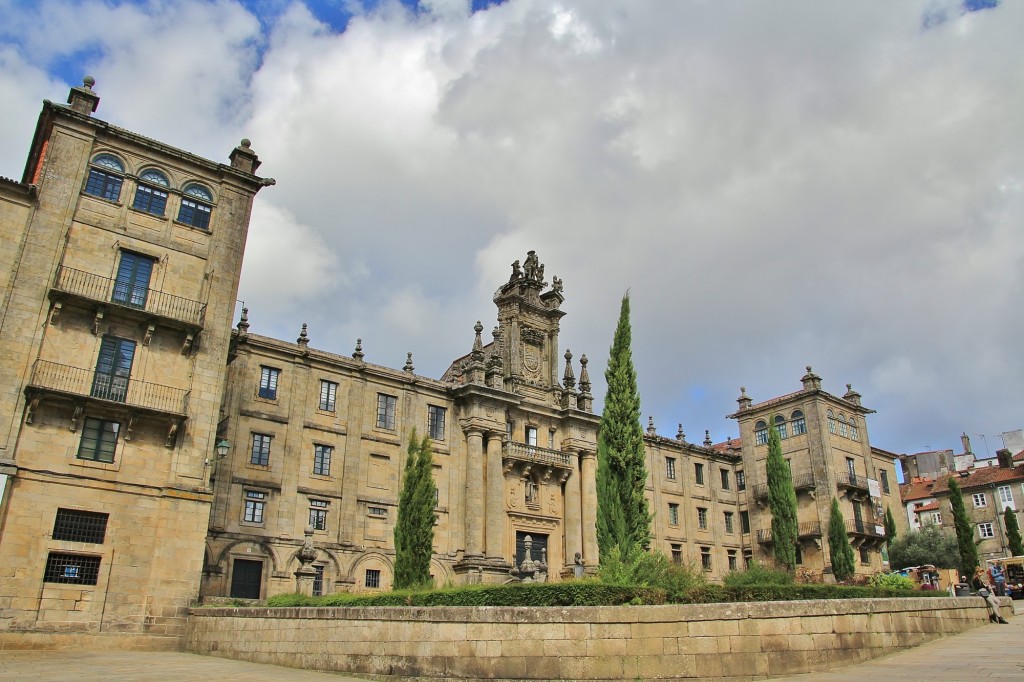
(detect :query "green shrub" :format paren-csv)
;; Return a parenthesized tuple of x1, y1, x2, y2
(674, 583, 939, 604)
(869, 573, 916, 590)
(722, 561, 793, 588)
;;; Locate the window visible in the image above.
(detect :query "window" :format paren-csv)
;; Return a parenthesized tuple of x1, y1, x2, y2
(52, 509, 108, 544)
(827, 410, 836, 434)
(376, 394, 397, 430)
(44, 553, 101, 585)
(250, 434, 272, 466)
(727, 549, 738, 572)
(859, 547, 870, 565)
(743, 550, 753, 568)
(880, 470, 891, 495)
(849, 418, 859, 441)
(177, 184, 213, 229)
(724, 511, 734, 534)
(92, 336, 135, 403)
(319, 380, 337, 412)
(694, 463, 705, 486)
(365, 569, 381, 589)
(795, 544, 803, 565)
(666, 457, 676, 480)
(740, 510, 750, 534)
(368, 506, 387, 517)
(243, 490, 266, 524)
(313, 444, 332, 476)
(700, 547, 711, 571)
(697, 507, 708, 530)
(84, 154, 124, 201)
(846, 457, 856, 478)
(131, 169, 169, 216)
(428, 405, 446, 440)
(112, 251, 155, 309)
(720, 469, 731, 491)
(838, 416, 849, 438)
(668, 503, 679, 526)
(258, 367, 279, 400)
(77, 418, 120, 463)
(525, 426, 538, 446)
(791, 410, 806, 435)
(930, 512, 942, 525)
(774, 415, 788, 439)
(754, 420, 768, 445)
(979, 522, 995, 539)
(998, 485, 1015, 510)
(309, 499, 328, 531)
(312, 565, 324, 597)
(736, 470, 745, 491)
(671, 544, 682, 565)
(972, 493, 987, 508)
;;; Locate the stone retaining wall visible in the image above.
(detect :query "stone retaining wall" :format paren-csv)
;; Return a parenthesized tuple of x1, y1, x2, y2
(186, 597, 997, 680)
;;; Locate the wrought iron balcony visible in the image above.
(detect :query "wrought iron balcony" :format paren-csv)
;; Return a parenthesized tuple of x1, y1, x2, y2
(836, 472, 870, 493)
(51, 266, 206, 330)
(756, 520, 822, 544)
(752, 472, 817, 500)
(26, 359, 190, 417)
(846, 519, 885, 538)
(502, 442, 574, 470)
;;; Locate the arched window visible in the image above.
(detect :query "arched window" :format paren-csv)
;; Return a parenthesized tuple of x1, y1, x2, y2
(178, 183, 213, 229)
(838, 415, 849, 438)
(754, 420, 768, 445)
(827, 410, 836, 434)
(84, 153, 125, 201)
(132, 168, 169, 216)
(791, 410, 806, 435)
(774, 414, 788, 439)
(848, 417, 859, 441)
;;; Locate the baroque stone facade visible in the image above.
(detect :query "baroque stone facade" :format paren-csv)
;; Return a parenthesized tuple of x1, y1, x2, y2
(0, 79, 271, 639)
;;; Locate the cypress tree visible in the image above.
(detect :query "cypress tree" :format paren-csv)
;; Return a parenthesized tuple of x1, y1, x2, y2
(946, 478, 979, 576)
(1004, 506, 1024, 557)
(884, 506, 897, 549)
(393, 431, 436, 589)
(595, 294, 651, 562)
(766, 425, 798, 571)
(828, 497, 856, 581)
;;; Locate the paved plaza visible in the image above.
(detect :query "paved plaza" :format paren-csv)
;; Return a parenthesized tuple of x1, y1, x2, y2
(0, 604, 1019, 681)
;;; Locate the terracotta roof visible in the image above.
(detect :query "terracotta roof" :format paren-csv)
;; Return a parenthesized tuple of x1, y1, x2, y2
(900, 478, 937, 502)
(913, 501, 940, 513)
(711, 438, 741, 453)
(919, 465, 1024, 496)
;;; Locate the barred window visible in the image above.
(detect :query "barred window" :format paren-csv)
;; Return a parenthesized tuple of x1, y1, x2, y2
(313, 444, 332, 476)
(52, 509, 108, 544)
(365, 568, 381, 588)
(368, 506, 387, 517)
(312, 565, 324, 597)
(428, 405, 446, 440)
(44, 552, 101, 585)
(376, 394, 396, 430)
(250, 433, 272, 466)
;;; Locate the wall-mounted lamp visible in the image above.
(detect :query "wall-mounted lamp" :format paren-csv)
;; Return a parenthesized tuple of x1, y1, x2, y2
(205, 439, 231, 467)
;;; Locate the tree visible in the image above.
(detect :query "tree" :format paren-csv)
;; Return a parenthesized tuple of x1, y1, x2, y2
(828, 497, 856, 581)
(884, 507, 898, 550)
(596, 294, 651, 562)
(393, 431, 436, 589)
(765, 426, 798, 571)
(1004, 506, 1024, 557)
(888, 525, 960, 570)
(946, 478, 979, 576)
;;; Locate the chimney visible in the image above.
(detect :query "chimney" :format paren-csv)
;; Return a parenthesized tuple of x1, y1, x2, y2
(961, 432, 972, 454)
(67, 76, 100, 115)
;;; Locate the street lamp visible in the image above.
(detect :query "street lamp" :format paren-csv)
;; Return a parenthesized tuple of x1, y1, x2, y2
(206, 439, 231, 467)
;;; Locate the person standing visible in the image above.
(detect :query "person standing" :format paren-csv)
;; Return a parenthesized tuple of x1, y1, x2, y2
(989, 561, 1006, 597)
(973, 566, 1009, 624)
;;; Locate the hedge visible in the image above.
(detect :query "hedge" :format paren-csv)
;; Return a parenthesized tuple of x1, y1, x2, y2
(679, 583, 944, 604)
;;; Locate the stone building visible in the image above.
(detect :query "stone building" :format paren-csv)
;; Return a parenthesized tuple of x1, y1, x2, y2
(0, 79, 272, 641)
(728, 369, 906, 576)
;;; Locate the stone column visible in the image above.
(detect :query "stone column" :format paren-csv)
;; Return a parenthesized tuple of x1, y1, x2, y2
(580, 451, 599, 564)
(563, 454, 582, 571)
(485, 433, 506, 560)
(464, 427, 485, 558)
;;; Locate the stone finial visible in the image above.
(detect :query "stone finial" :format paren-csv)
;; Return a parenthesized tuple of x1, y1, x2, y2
(578, 354, 591, 391)
(736, 386, 752, 411)
(562, 349, 576, 389)
(298, 526, 317, 565)
(236, 307, 250, 336)
(801, 365, 822, 391)
(647, 416, 656, 435)
(67, 76, 100, 115)
(404, 352, 414, 373)
(843, 382, 862, 406)
(676, 424, 686, 442)
(229, 137, 263, 174)
(297, 323, 309, 347)
(353, 338, 364, 361)
(704, 430, 713, 447)
(472, 321, 484, 354)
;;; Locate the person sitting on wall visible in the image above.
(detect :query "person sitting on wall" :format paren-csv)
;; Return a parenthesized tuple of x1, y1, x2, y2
(972, 566, 1009, 624)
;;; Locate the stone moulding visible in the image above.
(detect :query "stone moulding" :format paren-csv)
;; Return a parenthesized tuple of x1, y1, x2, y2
(185, 597, 1002, 681)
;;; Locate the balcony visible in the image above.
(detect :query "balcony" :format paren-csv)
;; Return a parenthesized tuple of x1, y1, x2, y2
(836, 472, 870, 494)
(846, 518, 885, 539)
(25, 359, 190, 422)
(752, 472, 817, 500)
(756, 521, 822, 545)
(50, 266, 206, 332)
(502, 442, 574, 471)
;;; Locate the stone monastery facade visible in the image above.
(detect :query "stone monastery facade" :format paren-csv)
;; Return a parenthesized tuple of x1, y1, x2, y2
(0, 83, 904, 641)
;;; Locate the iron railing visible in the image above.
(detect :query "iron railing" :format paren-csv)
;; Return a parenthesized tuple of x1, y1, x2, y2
(753, 472, 816, 499)
(53, 266, 206, 328)
(503, 442, 573, 469)
(28, 359, 189, 415)
(846, 519, 885, 538)
(756, 521, 822, 545)
(836, 472, 870, 492)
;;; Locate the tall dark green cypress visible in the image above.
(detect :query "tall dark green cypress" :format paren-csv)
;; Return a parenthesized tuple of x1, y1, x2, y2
(595, 294, 651, 562)
(946, 478, 979, 576)
(393, 431, 436, 589)
(1004, 506, 1023, 557)
(766, 426, 798, 571)
(828, 497, 856, 581)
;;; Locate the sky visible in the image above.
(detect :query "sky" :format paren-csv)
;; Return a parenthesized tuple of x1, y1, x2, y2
(1, 0, 1021, 460)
